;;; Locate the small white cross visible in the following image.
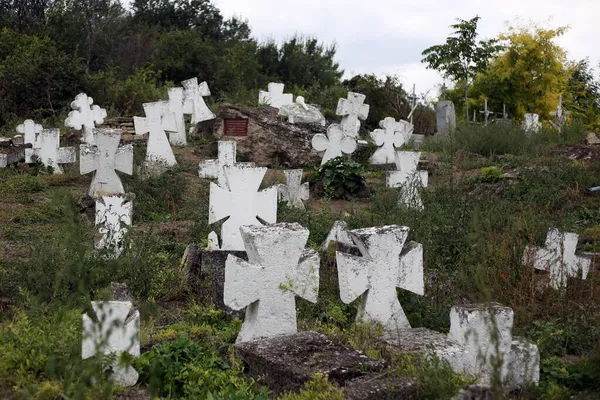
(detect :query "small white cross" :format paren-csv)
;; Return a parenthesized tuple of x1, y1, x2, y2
(16, 119, 42, 146)
(134, 101, 178, 167)
(199, 141, 255, 188)
(65, 93, 107, 144)
(166, 87, 187, 146)
(369, 117, 413, 165)
(224, 222, 320, 343)
(25, 128, 76, 174)
(311, 124, 357, 165)
(258, 82, 294, 109)
(387, 151, 428, 210)
(479, 99, 493, 126)
(95, 194, 132, 258)
(182, 78, 216, 124)
(278, 169, 309, 210)
(336, 92, 370, 137)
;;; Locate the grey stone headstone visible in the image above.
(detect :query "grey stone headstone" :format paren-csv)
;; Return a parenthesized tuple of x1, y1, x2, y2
(435, 100, 456, 135)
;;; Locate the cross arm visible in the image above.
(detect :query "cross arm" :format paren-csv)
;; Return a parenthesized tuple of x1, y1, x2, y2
(115, 144, 134, 175)
(336, 252, 370, 304)
(224, 254, 263, 310)
(398, 241, 424, 295)
(290, 249, 320, 303)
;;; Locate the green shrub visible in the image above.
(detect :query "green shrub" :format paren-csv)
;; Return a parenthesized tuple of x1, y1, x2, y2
(480, 166, 503, 183)
(316, 157, 367, 199)
(278, 373, 344, 400)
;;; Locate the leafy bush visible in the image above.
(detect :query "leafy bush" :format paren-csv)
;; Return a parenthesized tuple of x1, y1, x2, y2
(315, 157, 367, 199)
(480, 166, 503, 183)
(278, 373, 344, 400)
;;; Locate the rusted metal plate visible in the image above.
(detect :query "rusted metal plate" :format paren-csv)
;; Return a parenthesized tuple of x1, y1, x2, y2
(224, 119, 248, 137)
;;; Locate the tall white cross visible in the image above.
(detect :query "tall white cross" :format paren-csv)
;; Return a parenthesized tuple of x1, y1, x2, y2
(258, 82, 294, 109)
(224, 223, 320, 343)
(80, 129, 133, 197)
(336, 92, 370, 137)
(369, 117, 413, 165)
(199, 141, 255, 188)
(16, 119, 42, 146)
(65, 93, 107, 144)
(82, 301, 140, 387)
(311, 124, 357, 165)
(408, 84, 418, 124)
(95, 194, 132, 258)
(336, 225, 424, 332)
(278, 169, 309, 210)
(134, 101, 177, 167)
(522, 228, 591, 290)
(182, 78, 216, 124)
(479, 99, 493, 126)
(25, 128, 76, 174)
(166, 87, 187, 146)
(549, 95, 569, 132)
(209, 165, 278, 251)
(387, 151, 428, 210)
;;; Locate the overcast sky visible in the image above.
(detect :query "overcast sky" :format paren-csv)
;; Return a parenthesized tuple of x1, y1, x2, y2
(212, 0, 600, 100)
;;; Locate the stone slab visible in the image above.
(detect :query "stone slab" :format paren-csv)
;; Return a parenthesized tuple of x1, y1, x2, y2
(343, 374, 418, 400)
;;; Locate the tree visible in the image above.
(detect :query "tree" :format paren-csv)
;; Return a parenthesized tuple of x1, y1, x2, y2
(421, 16, 503, 121)
(566, 59, 600, 130)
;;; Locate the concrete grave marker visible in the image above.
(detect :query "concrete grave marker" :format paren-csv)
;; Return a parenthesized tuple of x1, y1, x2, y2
(182, 78, 216, 124)
(65, 93, 107, 144)
(319, 220, 354, 251)
(435, 100, 456, 134)
(134, 101, 177, 168)
(278, 169, 309, 210)
(207, 231, 220, 250)
(25, 128, 76, 174)
(336, 92, 369, 137)
(336, 225, 424, 332)
(311, 124, 357, 165)
(522, 228, 591, 290)
(82, 301, 140, 387)
(387, 151, 428, 210)
(224, 223, 320, 343)
(166, 87, 187, 146)
(258, 82, 294, 109)
(369, 118, 413, 165)
(278, 96, 326, 126)
(80, 129, 133, 197)
(549, 95, 569, 132)
(522, 114, 541, 136)
(209, 165, 277, 250)
(95, 194, 132, 258)
(479, 99, 493, 126)
(16, 119, 42, 146)
(199, 141, 255, 188)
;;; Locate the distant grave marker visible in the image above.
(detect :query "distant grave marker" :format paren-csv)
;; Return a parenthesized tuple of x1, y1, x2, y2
(16, 119, 42, 147)
(95, 194, 132, 258)
(134, 101, 177, 168)
(258, 82, 294, 109)
(199, 141, 255, 188)
(278, 169, 309, 210)
(166, 87, 187, 146)
(182, 78, 216, 124)
(387, 151, 428, 210)
(336, 92, 369, 137)
(311, 124, 357, 165)
(65, 93, 107, 144)
(25, 128, 76, 174)
(369, 117, 413, 165)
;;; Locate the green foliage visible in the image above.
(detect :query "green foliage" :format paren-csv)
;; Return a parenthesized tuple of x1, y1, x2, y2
(137, 334, 268, 399)
(480, 166, 503, 183)
(317, 157, 367, 199)
(278, 373, 344, 400)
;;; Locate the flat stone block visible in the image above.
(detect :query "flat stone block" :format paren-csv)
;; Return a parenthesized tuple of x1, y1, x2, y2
(506, 336, 540, 390)
(235, 331, 386, 394)
(343, 374, 418, 400)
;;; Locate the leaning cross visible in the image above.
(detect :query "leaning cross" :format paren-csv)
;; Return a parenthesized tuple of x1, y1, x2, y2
(199, 141, 255, 188)
(82, 301, 140, 387)
(80, 128, 133, 197)
(65, 93, 107, 144)
(278, 169, 309, 210)
(311, 124, 357, 165)
(26, 129, 76, 174)
(16, 119, 42, 146)
(387, 151, 428, 210)
(336, 92, 370, 137)
(336, 225, 424, 332)
(258, 82, 294, 109)
(369, 117, 413, 165)
(224, 223, 320, 343)
(134, 101, 178, 167)
(182, 78, 216, 124)
(95, 194, 133, 259)
(479, 99, 493, 126)
(166, 87, 187, 146)
(209, 165, 278, 251)
(522, 228, 591, 290)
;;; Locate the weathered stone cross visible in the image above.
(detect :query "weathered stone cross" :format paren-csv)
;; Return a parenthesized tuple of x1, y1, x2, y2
(80, 128, 133, 197)
(549, 95, 569, 132)
(16, 119, 42, 146)
(199, 141, 255, 188)
(336, 92, 370, 137)
(479, 99, 493, 126)
(369, 117, 413, 165)
(82, 301, 140, 387)
(95, 194, 132, 258)
(258, 82, 294, 109)
(25, 128, 76, 174)
(408, 84, 418, 124)
(65, 93, 107, 144)
(209, 165, 278, 250)
(336, 225, 424, 332)
(224, 222, 320, 343)
(134, 101, 177, 167)
(278, 169, 309, 210)
(311, 124, 357, 165)
(182, 78, 216, 124)
(166, 87, 187, 146)
(522, 228, 591, 290)
(387, 151, 428, 210)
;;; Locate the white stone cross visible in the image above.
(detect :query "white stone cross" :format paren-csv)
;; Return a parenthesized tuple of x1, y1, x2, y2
(408, 84, 418, 124)
(479, 99, 493, 126)
(224, 222, 320, 343)
(549, 94, 569, 132)
(369, 117, 413, 165)
(319, 220, 354, 251)
(134, 101, 178, 168)
(387, 151, 428, 210)
(16, 119, 42, 146)
(523, 113, 541, 136)
(166, 87, 187, 146)
(182, 78, 216, 124)
(258, 82, 294, 109)
(80, 128, 134, 197)
(65, 93, 108, 144)
(25, 128, 76, 174)
(82, 301, 140, 387)
(199, 141, 255, 188)
(311, 124, 357, 165)
(209, 165, 278, 251)
(95, 194, 132, 258)
(336, 92, 370, 137)
(522, 228, 591, 290)
(336, 225, 424, 332)
(278, 169, 309, 210)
